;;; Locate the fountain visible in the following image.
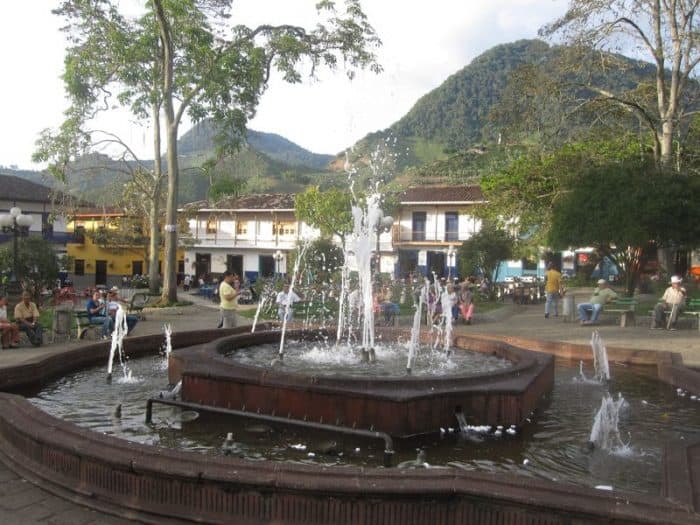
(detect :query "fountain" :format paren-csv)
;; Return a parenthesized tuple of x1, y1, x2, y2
(167, 185, 554, 437)
(589, 393, 630, 453)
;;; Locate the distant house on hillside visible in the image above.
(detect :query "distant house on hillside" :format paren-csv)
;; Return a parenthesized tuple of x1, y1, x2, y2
(180, 194, 318, 283)
(392, 186, 485, 278)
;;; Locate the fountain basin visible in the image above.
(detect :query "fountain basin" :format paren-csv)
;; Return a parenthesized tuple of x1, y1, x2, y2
(169, 328, 554, 437)
(0, 328, 699, 523)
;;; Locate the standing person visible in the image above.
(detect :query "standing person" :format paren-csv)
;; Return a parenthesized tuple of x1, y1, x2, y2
(577, 279, 618, 325)
(14, 292, 43, 346)
(183, 274, 191, 292)
(276, 283, 301, 322)
(0, 295, 20, 348)
(219, 271, 238, 328)
(544, 262, 562, 319)
(652, 275, 687, 330)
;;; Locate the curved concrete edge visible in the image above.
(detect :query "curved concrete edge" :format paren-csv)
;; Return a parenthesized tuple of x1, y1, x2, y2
(0, 392, 696, 524)
(0, 327, 698, 523)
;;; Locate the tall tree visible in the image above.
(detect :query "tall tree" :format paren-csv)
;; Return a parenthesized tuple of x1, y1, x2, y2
(41, 0, 382, 303)
(457, 224, 514, 283)
(541, 0, 700, 168)
(548, 161, 700, 293)
(295, 186, 354, 244)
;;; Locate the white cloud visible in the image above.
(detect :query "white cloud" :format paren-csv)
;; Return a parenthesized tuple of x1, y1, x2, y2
(0, 1, 568, 169)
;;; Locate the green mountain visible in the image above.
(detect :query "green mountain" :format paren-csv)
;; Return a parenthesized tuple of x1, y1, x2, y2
(342, 39, 657, 174)
(4, 126, 337, 205)
(178, 121, 335, 170)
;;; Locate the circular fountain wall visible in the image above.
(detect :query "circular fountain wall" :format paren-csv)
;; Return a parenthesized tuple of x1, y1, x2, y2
(169, 328, 554, 438)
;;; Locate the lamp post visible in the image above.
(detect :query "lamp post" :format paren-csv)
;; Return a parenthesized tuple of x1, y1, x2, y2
(274, 250, 283, 278)
(447, 244, 456, 280)
(374, 214, 394, 278)
(0, 207, 33, 292)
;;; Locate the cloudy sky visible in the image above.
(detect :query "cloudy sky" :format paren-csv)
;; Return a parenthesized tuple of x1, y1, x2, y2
(0, 1, 569, 169)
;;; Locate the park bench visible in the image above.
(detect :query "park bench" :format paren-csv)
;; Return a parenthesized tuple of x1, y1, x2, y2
(75, 310, 103, 340)
(601, 297, 638, 327)
(649, 298, 700, 330)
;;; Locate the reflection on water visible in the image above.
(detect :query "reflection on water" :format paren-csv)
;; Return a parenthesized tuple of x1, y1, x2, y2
(28, 356, 700, 495)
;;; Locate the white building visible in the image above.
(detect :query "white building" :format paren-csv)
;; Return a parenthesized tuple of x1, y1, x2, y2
(392, 186, 484, 278)
(181, 193, 318, 282)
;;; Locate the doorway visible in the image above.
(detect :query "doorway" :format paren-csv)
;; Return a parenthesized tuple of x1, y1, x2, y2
(195, 253, 211, 281)
(95, 260, 108, 286)
(427, 251, 446, 278)
(227, 254, 243, 278)
(259, 255, 275, 278)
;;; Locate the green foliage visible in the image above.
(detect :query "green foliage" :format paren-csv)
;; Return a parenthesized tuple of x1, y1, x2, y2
(208, 177, 245, 201)
(301, 238, 344, 287)
(479, 135, 647, 248)
(548, 162, 700, 293)
(295, 186, 353, 241)
(457, 225, 514, 281)
(0, 236, 59, 295)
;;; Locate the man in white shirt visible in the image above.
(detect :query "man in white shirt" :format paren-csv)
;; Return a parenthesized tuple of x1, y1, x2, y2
(652, 275, 687, 330)
(276, 283, 301, 322)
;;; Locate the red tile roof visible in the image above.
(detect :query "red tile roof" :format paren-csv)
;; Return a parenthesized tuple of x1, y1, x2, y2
(399, 185, 484, 203)
(182, 193, 296, 212)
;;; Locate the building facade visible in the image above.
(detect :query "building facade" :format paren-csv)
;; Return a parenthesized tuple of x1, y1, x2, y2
(66, 208, 183, 287)
(181, 194, 318, 283)
(392, 186, 484, 279)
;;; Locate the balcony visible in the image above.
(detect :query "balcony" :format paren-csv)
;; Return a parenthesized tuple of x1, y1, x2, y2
(393, 227, 465, 244)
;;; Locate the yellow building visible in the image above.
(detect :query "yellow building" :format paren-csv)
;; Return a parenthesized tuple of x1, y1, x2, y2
(66, 208, 184, 287)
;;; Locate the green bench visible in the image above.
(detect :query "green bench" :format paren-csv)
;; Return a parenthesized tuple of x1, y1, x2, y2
(75, 311, 103, 340)
(649, 298, 700, 330)
(602, 297, 638, 327)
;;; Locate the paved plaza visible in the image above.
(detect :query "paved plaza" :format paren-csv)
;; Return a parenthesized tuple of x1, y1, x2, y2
(0, 292, 698, 523)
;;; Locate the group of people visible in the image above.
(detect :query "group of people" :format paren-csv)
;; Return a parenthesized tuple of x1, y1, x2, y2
(0, 292, 43, 348)
(85, 287, 139, 338)
(544, 261, 690, 329)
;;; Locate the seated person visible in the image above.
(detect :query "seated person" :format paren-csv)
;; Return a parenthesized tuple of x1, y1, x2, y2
(0, 295, 20, 348)
(577, 279, 618, 325)
(276, 283, 302, 322)
(457, 283, 474, 324)
(652, 275, 687, 330)
(379, 286, 399, 324)
(14, 292, 43, 346)
(103, 288, 138, 337)
(86, 291, 108, 331)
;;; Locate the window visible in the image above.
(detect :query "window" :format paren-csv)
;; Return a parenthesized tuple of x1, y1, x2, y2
(206, 219, 217, 234)
(273, 222, 296, 236)
(412, 212, 426, 241)
(236, 221, 247, 235)
(445, 212, 458, 241)
(74, 259, 85, 276)
(74, 225, 86, 244)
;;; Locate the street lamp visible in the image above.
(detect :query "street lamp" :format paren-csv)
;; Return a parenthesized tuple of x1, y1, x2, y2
(274, 250, 283, 278)
(374, 214, 394, 277)
(0, 207, 34, 291)
(446, 244, 456, 280)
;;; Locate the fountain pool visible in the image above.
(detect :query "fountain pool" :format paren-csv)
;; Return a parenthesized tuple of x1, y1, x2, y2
(26, 351, 700, 496)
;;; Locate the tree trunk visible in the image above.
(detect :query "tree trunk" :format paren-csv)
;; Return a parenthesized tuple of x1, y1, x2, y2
(148, 200, 160, 295)
(162, 122, 179, 303)
(659, 120, 674, 168)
